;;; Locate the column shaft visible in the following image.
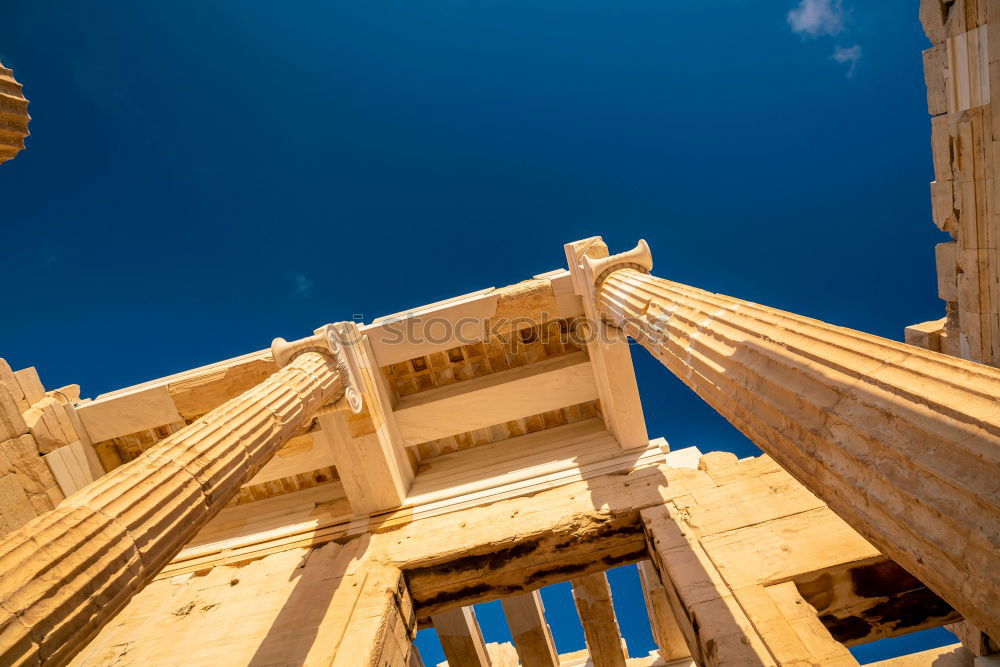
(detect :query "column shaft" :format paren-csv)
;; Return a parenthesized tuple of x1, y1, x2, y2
(500, 591, 559, 667)
(598, 268, 1000, 640)
(431, 606, 490, 667)
(0, 351, 343, 665)
(571, 572, 627, 667)
(0, 61, 30, 165)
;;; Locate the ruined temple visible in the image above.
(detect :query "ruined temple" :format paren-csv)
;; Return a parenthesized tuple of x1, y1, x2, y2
(0, 2, 998, 666)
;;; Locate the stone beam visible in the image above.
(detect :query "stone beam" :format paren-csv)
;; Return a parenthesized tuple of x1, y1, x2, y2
(242, 432, 332, 487)
(570, 571, 627, 667)
(317, 410, 408, 515)
(583, 237, 1000, 641)
(380, 463, 673, 619)
(564, 238, 648, 449)
(363, 271, 585, 368)
(89, 350, 276, 425)
(403, 507, 646, 620)
(431, 606, 490, 667)
(363, 288, 501, 367)
(314, 322, 413, 516)
(0, 330, 347, 665)
(71, 274, 583, 454)
(393, 352, 597, 446)
(500, 591, 559, 667)
(645, 452, 960, 664)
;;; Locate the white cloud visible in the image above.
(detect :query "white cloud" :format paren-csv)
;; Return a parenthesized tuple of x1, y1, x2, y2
(292, 273, 315, 297)
(788, 0, 845, 37)
(831, 44, 862, 77)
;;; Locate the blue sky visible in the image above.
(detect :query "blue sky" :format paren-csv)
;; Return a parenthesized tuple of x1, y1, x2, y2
(0, 0, 955, 662)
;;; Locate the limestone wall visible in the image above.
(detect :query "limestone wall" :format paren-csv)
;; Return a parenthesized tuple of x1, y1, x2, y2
(71, 538, 416, 666)
(908, 0, 1000, 365)
(0, 358, 79, 536)
(642, 453, 962, 666)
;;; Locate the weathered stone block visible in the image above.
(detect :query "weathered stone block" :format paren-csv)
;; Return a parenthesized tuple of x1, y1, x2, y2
(0, 474, 36, 532)
(925, 44, 949, 117)
(0, 359, 27, 412)
(0, 385, 27, 443)
(0, 435, 57, 495)
(22, 404, 62, 453)
(920, 0, 947, 44)
(12, 368, 44, 406)
(696, 451, 737, 471)
(931, 179, 958, 235)
(938, 240, 960, 301)
(905, 318, 947, 352)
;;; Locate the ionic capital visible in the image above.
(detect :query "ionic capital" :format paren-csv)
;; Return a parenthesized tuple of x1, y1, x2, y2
(564, 237, 654, 333)
(584, 239, 653, 287)
(271, 323, 365, 413)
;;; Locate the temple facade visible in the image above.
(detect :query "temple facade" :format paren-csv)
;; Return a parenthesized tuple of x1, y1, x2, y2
(0, 2, 998, 665)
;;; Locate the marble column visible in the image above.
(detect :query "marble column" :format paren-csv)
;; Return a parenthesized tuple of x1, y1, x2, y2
(0, 61, 30, 165)
(579, 239, 1000, 641)
(0, 332, 346, 665)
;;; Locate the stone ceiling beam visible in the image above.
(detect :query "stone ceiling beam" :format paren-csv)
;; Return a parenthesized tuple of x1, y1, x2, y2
(393, 351, 597, 447)
(388, 462, 669, 620)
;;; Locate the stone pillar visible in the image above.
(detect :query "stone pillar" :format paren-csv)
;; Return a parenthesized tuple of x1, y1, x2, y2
(500, 591, 559, 667)
(0, 61, 30, 165)
(576, 239, 1000, 642)
(571, 572, 628, 667)
(637, 560, 690, 662)
(0, 334, 346, 665)
(431, 606, 491, 667)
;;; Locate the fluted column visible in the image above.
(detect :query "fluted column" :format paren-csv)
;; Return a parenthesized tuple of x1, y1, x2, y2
(583, 241, 1000, 641)
(0, 338, 346, 665)
(0, 61, 30, 165)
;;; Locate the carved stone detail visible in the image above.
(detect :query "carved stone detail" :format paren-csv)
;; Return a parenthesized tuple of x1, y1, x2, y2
(583, 239, 653, 287)
(318, 323, 365, 414)
(272, 324, 364, 414)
